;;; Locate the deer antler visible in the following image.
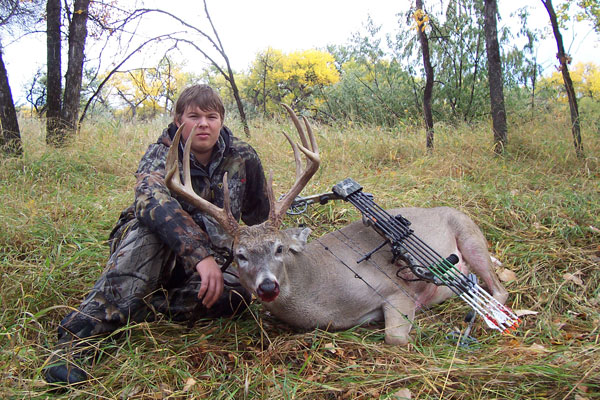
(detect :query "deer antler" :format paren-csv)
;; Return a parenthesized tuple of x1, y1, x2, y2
(267, 104, 320, 228)
(165, 124, 240, 239)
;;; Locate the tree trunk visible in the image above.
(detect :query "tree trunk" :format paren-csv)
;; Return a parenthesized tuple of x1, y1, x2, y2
(46, 0, 62, 146)
(0, 45, 22, 156)
(262, 54, 269, 117)
(228, 68, 250, 137)
(465, 31, 483, 123)
(483, 0, 507, 154)
(530, 59, 537, 114)
(415, 0, 434, 150)
(541, 0, 584, 158)
(61, 0, 90, 141)
(203, 0, 250, 137)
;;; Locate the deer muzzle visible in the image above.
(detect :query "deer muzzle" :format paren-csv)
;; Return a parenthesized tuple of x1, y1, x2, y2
(256, 278, 280, 302)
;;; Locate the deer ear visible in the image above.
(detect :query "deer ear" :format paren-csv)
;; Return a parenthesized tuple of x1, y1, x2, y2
(287, 227, 311, 253)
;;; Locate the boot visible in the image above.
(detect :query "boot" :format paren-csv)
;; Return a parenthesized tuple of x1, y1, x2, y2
(42, 318, 99, 385)
(43, 356, 88, 385)
(43, 340, 90, 385)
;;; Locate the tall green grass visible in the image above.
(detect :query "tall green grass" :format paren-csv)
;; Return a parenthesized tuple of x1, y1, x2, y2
(1, 110, 598, 399)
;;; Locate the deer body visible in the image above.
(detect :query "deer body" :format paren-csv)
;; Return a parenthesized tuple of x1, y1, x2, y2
(235, 207, 508, 345)
(165, 105, 509, 345)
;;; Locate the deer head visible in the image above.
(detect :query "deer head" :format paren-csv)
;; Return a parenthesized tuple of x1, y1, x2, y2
(165, 104, 320, 302)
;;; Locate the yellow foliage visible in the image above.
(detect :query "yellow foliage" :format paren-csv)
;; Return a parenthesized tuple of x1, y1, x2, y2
(541, 61, 600, 102)
(271, 49, 340, 88)
(106, 57, 195, 118)
(571, 62, 600, 98)
(245, 48, 340, 113)
(413, 8, 429, 32)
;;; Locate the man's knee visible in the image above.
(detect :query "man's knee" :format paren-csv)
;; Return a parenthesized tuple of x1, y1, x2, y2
(206, 285, 251, 319)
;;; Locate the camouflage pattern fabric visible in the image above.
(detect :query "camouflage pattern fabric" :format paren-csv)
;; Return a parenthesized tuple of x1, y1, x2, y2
(132, 123, 270, 275)
(56, 124, 269, 344)
(57, 219, 250, 344)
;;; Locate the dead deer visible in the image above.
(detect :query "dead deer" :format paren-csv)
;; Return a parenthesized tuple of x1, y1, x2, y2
(165, 106, 509, 345)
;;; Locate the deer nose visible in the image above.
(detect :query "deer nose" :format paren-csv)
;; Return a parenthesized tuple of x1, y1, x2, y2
(256, 278, 280, 302)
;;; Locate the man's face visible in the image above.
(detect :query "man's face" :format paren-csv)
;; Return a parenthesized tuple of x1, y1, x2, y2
(177, 106, 223, 165)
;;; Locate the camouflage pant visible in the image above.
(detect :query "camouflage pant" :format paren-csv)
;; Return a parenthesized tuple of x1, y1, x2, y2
(57, 219, 250, 344)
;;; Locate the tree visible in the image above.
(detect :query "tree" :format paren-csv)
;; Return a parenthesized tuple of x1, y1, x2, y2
(104, 56, 195, 120)
(569, 62, 600, 99)
(541, 61, 600, 100)
(393, 0, 489, 123)
(483, 0, 507, 154)
(24, 69, 47, 115)
(243, 48, 339, 116)
(502, 7, 543, 113)
(414, 1, 435, 150)
(436, 0, 487, 122)
(557, 0, 600, 33)
(0, 0, 43, 156)
(45, 0, 90, 146)
(45, 0, 61, 144)
(390, 0, 542, 125)
(272, 49, 340, 110)
(245, 48, 281, 117)
(136, 1, 252, 136)
(64, 0, 90, 130)
(78, 30, 183, 124)
(322, 18, 418, 126)
(0, 40, 20, 155)
(541, 0, 584, 158)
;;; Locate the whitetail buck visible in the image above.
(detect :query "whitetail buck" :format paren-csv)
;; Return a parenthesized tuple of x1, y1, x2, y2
(165, 106, 509, 345)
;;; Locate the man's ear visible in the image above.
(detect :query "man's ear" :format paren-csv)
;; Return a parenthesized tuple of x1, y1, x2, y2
(286, 227, 311, 253)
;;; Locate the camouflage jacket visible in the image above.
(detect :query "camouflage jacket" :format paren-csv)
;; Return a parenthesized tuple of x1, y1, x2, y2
(111, 123, 270, 274)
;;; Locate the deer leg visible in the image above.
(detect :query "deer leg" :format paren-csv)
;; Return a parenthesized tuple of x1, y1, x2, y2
(382, 293, 416, 345)
(457, 240, 508, 304)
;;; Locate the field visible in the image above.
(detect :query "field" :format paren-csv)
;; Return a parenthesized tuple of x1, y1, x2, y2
(1, 111, 599, 399)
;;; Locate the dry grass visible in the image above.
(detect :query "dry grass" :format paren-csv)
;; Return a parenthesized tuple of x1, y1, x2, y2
(1, 110, 599, 399)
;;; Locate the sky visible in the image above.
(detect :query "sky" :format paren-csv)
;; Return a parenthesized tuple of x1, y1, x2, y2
(3, 0, 598, 105)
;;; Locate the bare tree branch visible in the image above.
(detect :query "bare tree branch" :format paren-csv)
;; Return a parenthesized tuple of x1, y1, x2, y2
(132, 3, 251, 136)
(79, 33, 177, 124)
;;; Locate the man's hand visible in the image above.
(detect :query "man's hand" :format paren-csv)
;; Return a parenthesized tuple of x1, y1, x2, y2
(195, 256, 224, 308)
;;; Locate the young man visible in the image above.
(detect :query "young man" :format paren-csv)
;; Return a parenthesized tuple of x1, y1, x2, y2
(44, 84, 270, 385)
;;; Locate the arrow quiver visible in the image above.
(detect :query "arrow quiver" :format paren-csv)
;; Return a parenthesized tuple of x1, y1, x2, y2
(331, 178, 520, 334)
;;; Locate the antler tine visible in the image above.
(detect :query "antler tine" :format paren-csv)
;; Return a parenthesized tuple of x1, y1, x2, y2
(303, 115, 318, 155)
(282, 104, 310, 149)
(165, 126, 240, 239)
(165, 124, 185, 187)
(280, 130, 303, 179)
(268, 105, 321, 228)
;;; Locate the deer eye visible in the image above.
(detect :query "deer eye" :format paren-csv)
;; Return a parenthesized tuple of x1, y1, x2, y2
(275, 245, 283, 254)
(236, 254, 247, 262)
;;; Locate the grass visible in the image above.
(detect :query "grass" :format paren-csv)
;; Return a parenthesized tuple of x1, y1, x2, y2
(1, 109, 599, 399)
